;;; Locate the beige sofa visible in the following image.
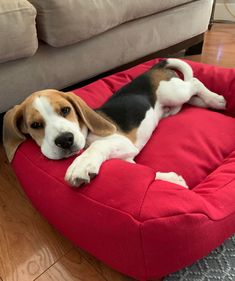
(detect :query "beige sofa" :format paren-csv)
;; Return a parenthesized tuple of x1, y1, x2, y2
(0, 0, 213, 113)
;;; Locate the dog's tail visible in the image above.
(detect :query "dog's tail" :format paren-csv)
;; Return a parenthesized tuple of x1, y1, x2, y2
(155, 58, 193, 81)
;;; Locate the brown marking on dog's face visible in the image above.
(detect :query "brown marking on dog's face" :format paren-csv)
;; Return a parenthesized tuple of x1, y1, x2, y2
(24, 102, 45, 146)
(22, 90, 80, 146)
(41, 91, 80, 123)
(3, 89, 116, 161)
(3, 89, 82, 161)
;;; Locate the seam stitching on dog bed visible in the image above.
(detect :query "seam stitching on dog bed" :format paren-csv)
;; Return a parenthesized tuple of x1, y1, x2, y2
(138, 179, 155, 221)
(195, 176, 235, 197)
(191, 149, 235, 191)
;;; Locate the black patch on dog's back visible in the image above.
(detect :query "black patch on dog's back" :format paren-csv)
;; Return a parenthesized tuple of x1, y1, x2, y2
(96, 60, 169, 132)
(97, 94, 151, 132)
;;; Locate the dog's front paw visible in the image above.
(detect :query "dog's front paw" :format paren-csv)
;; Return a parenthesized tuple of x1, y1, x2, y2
(65, 156, 101, 188)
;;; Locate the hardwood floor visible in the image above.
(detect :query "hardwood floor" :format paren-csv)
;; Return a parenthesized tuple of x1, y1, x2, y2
(0, 23, 235, 281)
(35, 249, 106, 281)
(186, 23, 235, 67)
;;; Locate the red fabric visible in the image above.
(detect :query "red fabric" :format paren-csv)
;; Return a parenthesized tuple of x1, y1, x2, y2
(12, 59, 235, 280)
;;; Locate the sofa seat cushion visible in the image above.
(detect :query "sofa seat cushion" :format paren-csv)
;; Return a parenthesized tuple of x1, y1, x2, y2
(0, 0, 38, 63)
(28, 0, 193, 47)
(12, 59, 235, 280)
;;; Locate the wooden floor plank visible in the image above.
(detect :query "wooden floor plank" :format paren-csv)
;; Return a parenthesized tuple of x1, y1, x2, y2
(0, 146, 72, 281)
(186, 23, 235, 67)
(34, 249, 106, 281)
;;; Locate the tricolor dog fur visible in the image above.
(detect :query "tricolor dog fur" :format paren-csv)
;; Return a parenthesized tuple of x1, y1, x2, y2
(3, 59, 226, 188)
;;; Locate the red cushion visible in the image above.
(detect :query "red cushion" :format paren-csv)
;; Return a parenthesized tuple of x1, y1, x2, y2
(12, 59, 235, 280)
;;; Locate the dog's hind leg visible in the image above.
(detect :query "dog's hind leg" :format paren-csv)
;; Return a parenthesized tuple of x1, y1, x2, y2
(157, 78, 194, 107)
(191, 78, 226, 110)
(157, 77, 226, 111)
(155, 171, 188, 188)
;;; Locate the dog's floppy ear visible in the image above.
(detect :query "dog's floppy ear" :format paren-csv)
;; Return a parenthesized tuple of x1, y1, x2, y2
(65, 92, 116, 136)
(3, 104, 27, 162)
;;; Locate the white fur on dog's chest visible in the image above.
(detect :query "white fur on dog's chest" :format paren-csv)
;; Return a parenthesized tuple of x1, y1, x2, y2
(134, 102, 163, 150)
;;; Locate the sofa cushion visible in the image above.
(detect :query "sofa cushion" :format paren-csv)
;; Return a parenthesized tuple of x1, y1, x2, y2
(0, 0, 38, 63)
(28, 0, 193, 47)
(0, 0, 213, 113)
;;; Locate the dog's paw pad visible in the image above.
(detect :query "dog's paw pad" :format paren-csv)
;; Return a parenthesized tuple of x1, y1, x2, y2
(88, 172, 97, 180)
(65, 156, 101, 188)
(65, 174, 90, 188)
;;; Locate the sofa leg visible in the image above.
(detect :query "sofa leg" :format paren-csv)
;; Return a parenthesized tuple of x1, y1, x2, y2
(185, 40, 204, 56)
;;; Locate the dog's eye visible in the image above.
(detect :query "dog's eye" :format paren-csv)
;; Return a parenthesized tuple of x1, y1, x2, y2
(60, 106, 71, 117)
(30, 122, 44, 129)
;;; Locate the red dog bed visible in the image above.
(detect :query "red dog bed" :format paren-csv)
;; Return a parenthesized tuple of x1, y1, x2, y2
(12, 59, 235, 280)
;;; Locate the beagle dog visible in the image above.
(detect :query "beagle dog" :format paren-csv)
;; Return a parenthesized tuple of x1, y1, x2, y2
(3, 59, 226, 188)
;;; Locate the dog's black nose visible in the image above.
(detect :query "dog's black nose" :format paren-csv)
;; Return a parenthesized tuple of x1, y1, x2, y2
(55, 132, 74, 149)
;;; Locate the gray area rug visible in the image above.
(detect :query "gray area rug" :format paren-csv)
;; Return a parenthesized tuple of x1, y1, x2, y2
(164, 235, 235, 281)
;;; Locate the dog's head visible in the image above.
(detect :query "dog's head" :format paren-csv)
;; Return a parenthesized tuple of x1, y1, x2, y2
(3, 89, 116, 161)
